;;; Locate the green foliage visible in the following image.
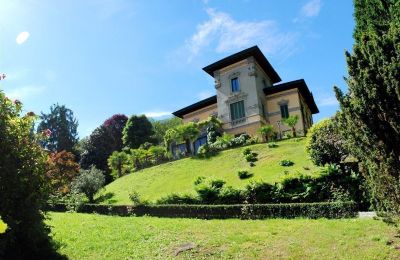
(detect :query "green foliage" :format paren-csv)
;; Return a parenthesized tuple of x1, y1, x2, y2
(80, 115, 128, 183)
(242, 148, 252, 156)
(129, 145, 167, 170)
(258, 124, 274, 142)
(194, 176, 206, 185)
(73, 166, 105, 203)
(151, 116, 182, 145)
(237, 170, 253, 180)
(283, 115, 299, 137)
(197, 144, 218, 158)
(123, 115, 154, 149)
(49, 202, 357, 219)
(176, 122, 200, 155)
(37, 103, 79, 153)
(280, 160, 294, 167)
(194, 178, 226, 204)
(333, 0, 400, 213)
(268, 142, 278, 148)
(244, 153, 258, 163)
(306, 118, 349, 166)
(46, 150, 80, 195)
(0, 218, 7, 234)
(0, 91, 60, 258)
(108, 151, 130, 179)
(129, 191, 142, 205)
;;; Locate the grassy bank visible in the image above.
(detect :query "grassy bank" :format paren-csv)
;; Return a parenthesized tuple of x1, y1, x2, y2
(99, 138, 321, 204)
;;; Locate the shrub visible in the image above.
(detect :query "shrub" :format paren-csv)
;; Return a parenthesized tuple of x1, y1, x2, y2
(230, 134, 251, 147)
(305, 118, 349, 166)
(156, 193, 198, 204)
(258, 124, 274, 142)
(237, 170, 253, 179)
(73, 166, 105, 203)
(195, 178, 226, 204)
(245, 153, 258, 163)
(129, 191, 142, 205)
(49, 202, 357, 219)
(217, 186, 244, 204)
(245, 181, 277, 203)
(0, 92, 60, 258)
(0, 218, 7, 234)
(268, 142, 278, 148)
(280, 159, 294, 167)
(46, 150, 80, 195)
(194, 176, 206, 185)
(242, 148, 252, 156)
(197, 144, 218, 158)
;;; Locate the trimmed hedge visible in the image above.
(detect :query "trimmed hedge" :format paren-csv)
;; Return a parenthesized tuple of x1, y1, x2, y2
(47, 201, 357, 219)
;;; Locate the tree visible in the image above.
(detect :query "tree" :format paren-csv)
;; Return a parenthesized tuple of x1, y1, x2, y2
(46, 151, 80, 195)
(334, 0, 400, 213)
(123, 115, 154, 149)
(305, 118, 349, 166)
(164, 128, 180, 154)
(80, 114, 128, 183)
(283, 115, 299, 137)
(37, 104, 78, 153)
(0, 91, 61, 258)
(151, 116, 182, 145)
(72, 166, 105, 203)
(258, 124, 274, 142)
(108, 151, 130, 178)
(103, 114, 128, 151)
(176, 122, 200, 155)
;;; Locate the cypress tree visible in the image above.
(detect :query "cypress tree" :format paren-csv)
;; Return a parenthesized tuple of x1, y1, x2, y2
(334, 0, 400, 213)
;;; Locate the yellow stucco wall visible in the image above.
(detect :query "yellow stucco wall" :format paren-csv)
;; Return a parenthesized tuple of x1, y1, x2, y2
(225, 121, 263, 137)
(265, 89, 306, 136)
(182, 103, 218, 123)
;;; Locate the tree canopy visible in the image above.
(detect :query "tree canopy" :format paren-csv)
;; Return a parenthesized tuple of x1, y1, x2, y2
(334, 0, 400, 213)
(37, 104, 79, 153)
(122, 115, 154, 149)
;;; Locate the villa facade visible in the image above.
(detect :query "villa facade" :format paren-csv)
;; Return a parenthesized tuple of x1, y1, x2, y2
(172, 46, 319, 151)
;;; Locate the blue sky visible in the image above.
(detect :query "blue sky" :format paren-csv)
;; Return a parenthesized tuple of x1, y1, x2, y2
(0, 0, 354, 137)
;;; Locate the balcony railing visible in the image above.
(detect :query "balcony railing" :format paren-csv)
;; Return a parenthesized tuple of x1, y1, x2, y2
(230, 117, 246, 126)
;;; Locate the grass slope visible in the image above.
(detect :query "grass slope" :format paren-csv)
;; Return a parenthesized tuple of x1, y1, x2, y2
(50, 213, 400, 259)
(99, 138, 320, 204)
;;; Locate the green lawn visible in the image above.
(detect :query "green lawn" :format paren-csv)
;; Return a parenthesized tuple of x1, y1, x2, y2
(49, 212, 400, 259)
(99, 138, 321, 204)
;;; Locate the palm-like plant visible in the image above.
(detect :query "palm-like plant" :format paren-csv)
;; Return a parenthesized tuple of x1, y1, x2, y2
(176, 122, 200, 155)
(283, 115, 299, 137)
(258, 124, 274, 142)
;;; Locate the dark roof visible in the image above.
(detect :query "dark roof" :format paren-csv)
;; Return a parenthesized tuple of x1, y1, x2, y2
(263, 79, 319, 114)
(172, 95, 217, 118)
(202, 46, 281, 83)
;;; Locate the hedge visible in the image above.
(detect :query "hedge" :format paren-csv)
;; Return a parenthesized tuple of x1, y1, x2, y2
(47, 201, 357, 219)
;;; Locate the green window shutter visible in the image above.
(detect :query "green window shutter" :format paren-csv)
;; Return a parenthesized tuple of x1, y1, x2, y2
(230, 101, 245, 121)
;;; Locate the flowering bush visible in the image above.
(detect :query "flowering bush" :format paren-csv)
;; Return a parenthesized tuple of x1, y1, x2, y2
(0, 90, 59, 258)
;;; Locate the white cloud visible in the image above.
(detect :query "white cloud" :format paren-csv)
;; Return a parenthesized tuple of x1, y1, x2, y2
(16, 31, 30, 45)
(143, 111, 172, 118)
(182, 9, 297, 62)
(5, 85, 46, 100)
(318, 96, 338, 107)
(197, 90, 214, 99)
(300, 0, 322, 18)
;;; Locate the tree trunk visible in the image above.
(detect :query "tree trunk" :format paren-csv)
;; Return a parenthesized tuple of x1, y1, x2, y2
(185, 139, 191, 155)
(292, 127, 297, 137)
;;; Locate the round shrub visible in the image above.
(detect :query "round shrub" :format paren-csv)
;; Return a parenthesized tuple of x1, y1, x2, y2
(305, 118, 349, 166)
(280, 159, 294, 167)
(237, 170, 253, 179)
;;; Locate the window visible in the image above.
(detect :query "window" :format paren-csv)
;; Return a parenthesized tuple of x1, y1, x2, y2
(230, 100, 245, 121)
(280, 104, 289, 119)
(231, 77, 240, 92)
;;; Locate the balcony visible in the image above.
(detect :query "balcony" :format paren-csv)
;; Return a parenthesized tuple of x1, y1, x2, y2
(230, 117, 246, 126)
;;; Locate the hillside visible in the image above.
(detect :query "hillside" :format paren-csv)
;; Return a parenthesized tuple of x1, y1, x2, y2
(98, 138, 321, 204)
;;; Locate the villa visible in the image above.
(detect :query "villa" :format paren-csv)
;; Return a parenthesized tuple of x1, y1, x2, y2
(172, 46, 319, 152)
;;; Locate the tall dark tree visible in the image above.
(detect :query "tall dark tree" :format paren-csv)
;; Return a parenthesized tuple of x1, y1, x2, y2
(37, 104, 78, 153)
(80, 114, 128, 183)
(334, 0, 400, 213)
(122, 114, 154, 149)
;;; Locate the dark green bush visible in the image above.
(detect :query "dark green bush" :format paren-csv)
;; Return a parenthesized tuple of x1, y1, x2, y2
(280, 159, 294, 167)
(268, 142, 278, 148)
(242, 148, 252, 156)
(237, 170, 253, 179)
(48, 202, 357, 219)
(244, 153, 258, 163)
